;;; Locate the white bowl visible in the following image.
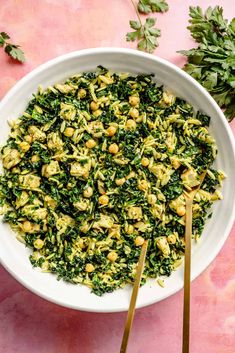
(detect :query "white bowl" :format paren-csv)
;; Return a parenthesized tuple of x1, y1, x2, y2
(0, 48, 234, 312)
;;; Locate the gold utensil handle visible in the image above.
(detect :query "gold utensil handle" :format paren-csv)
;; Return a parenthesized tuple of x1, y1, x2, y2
(120, 240, 148, 353)
(182, 171, 207, 353)
(182, 198, 193, 353)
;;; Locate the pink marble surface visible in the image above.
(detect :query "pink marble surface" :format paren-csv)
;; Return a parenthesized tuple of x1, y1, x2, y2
(0, 1, 235, 352)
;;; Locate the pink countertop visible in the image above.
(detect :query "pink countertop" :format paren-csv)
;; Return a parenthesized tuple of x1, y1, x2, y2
(0, 1, 235, 352)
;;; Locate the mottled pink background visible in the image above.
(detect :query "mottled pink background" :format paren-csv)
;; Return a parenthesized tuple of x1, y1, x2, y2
(0, 1, 235, 352)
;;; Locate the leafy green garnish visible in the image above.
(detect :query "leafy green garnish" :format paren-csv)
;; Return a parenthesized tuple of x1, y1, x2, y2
(126, 17, 161, 53)
(5, 44, 25, 62)
(126, 0, 163, 53)
(0, 31, 25, 63)
(138, 0, 169, 14)
(178, 6, 235, 121)
(0, 32, 10, 45)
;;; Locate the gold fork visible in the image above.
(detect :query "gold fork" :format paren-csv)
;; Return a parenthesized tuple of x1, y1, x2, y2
(182, 171, 207, 353)
(120, 240, 148, 353)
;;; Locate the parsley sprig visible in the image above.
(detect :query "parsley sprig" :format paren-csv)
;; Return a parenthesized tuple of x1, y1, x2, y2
(126, 0, 168, 53)
(178, 6, 235, 121)
(126, 17, 161, 53)
(138, 0, 169, 14)
(0, 32, 25, 63)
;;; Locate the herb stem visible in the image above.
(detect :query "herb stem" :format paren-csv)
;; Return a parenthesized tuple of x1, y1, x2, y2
(131, 0, 142, 25)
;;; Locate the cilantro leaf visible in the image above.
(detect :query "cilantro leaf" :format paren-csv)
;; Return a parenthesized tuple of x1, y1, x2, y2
(178, 6, 235, 121)
(0, 31, 25, 63)
(138, 0, 169, 14)
(126, 17, 161, 53)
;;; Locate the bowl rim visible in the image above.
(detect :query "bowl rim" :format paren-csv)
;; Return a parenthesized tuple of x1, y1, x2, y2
(0, 47, 235, 312)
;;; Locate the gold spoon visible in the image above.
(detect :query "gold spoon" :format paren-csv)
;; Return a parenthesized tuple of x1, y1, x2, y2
(182, 171, 207, 353)
(120, 240, 148, 353)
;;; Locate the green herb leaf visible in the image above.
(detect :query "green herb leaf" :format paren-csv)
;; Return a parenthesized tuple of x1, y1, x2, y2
(126, 30, 140, 42)
(0, 31, 25, 63)
(126, 17, 161, 53)
(130, 20, 142, 30)
(0, 32, 10, 46)
(5, 44, 25, 63)
(138, 0, 169, 14)
(178, 6, 235, 121)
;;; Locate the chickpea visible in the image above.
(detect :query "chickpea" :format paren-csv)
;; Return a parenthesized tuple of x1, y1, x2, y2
(85, 263, 95, 273)
(31, 155, 40, 163)
(78, 88, 87, 99)
(63, 127, 74, 137)
(98, 194, 109, 205)
(138, 179, 149, 191)
(125, 119, 136, 130)
(19, 141, 30, 153)
(93, 109, 102, 118)
(129, 96, 140, 106)
(22, 220, 32, 233)
(83, 186, 93, 198)
(34, 239, 44, 250)
(108, 143, 119, 154)
(125, 224, 134, 235)
(86, 139, 96, 149)
(176, 206, 186, 217)
(24, 135, 33, 143)
(107, 251, 118, 262)
(130, 108, 139, 119)
(147, 194, 157, 205)
(106, 126, 117, 137)
(90, 101, 99, 111)
(134, 236, 145, 246)
(115, 177, 126, 186)
(141, 157, 149, 167)
(78, 238, 85, 249)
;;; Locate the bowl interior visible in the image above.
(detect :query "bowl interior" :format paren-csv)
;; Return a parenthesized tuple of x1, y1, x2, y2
(0, 48, 234, 312)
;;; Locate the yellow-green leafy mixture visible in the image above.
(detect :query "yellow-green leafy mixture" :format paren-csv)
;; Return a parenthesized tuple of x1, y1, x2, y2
(0, 67, 224, 295)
